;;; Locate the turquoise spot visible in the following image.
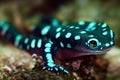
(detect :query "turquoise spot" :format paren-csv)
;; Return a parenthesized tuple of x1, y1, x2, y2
(24, 38, 29, 44)
(47, 63, 55, 67)
(99, 42, 102, 45)
(110, 30, 114, 38)
(102, 28, 106, 31)
(110, 41, 114, 45)
(45, 43, 51, 47)
(56, 27, 62, 32)
(37, 39, 42, 48)
(62, 29, 65, 32)
(47, 58, 54, 63)
(78, 21, 85, 25)
(46, 53, 54, 63)
(60, 42, 64, 47)
(55, 67, 58, 71)
(67, 43, 71, 48)
(46, 53, 52, 57)
(88, 35, 94, 37)
(59, 66, 64, 70)
(31, 39, 36, 48)
(55, 32, 61, 38)
(48, 68, 50, 70)
(44, 47, 51, 52)
(1, 23, 9, 35)
(49, 40, 53, 44)
(102, 23, 107, 28)
(102, 31, 108, 35)
(74, 35, 80, 40)
(15, 34, 22, 46)
(75, 27, 80, 29)
(69, 26, 74, 29)
(52, 19, 59, 26)
(80, 31, 86, 34)
(65, 32, 71, 38)
(85, 22, 96, 31)
(41, 25, 51, 35)
(105, 43, 110, 47)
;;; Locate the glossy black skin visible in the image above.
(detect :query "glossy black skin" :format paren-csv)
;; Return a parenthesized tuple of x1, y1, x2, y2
(32, 16, 114, 54)
(0, 16, 115, 73)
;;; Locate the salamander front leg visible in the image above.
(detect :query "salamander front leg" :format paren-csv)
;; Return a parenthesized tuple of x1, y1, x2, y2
(42, 41, 68, 74)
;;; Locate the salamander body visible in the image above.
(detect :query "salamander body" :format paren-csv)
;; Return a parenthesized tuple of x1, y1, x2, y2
(0, 17, 115, 73)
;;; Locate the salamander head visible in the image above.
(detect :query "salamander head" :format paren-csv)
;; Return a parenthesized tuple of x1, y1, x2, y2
(72, 21, 115, 55)
(56, 21, 115, 59)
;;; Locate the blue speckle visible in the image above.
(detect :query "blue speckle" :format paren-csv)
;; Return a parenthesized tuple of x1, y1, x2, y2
(102, 31, 108, 35)
(56, 27, 62, 32)
(41, 25, 51, 35)
(52, 19, 59, 27)
(24, 38, 29, 44)
(37, 39, 42, 48)
(88, 35, 94, 37)
(65, 32, 71, 38)
(74, 35, 81, 40)
(44, 47, 51, 52)
(78, 21, 85, 25)
(59, 66, 64, 70)
(55, 32, 61, 38)
(110, 41, 114, 45)
(67, 43, 71, 48)
(31, 39, 36, 48)
(102, 23, 107, 28)
(48, 68, 50, 70)
(55, 67, 58, 71)
(1, 23, 9, 35)
(60, 42, 64, 47)
(102, 28, 106, 31)
(45, 43, 51, 47)
(80, 31, 86, 34)
(69, 26, 74, 29)
(110, 30, 114, 38)
(46, 53, 54, 63)
(46, 53, 52, 58)
(85, 22, 96, 31)
(75, 27, 80, 29)
(105, 43, 110, 47)
(15, 34, 22, 46)
(47, 63, 55, 67)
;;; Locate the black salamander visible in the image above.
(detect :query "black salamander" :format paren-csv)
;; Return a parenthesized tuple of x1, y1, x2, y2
(0, 17, 115, 73)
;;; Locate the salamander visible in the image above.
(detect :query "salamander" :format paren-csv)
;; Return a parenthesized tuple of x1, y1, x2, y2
(0, 17, 115, 73)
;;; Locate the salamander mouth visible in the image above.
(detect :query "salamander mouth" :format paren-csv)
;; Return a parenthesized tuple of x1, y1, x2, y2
(75, 47, 112, 55)
(56, 47, 112, 60)
(73, 45, 112, 54)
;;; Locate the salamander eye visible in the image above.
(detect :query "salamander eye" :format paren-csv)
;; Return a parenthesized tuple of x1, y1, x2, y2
(87, 38, 100, 49)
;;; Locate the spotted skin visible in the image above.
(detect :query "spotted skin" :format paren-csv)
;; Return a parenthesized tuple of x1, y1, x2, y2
(0, 17, 115, 73)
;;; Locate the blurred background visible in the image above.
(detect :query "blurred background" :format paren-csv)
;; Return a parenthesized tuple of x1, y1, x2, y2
(0, 0, 120, 80)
